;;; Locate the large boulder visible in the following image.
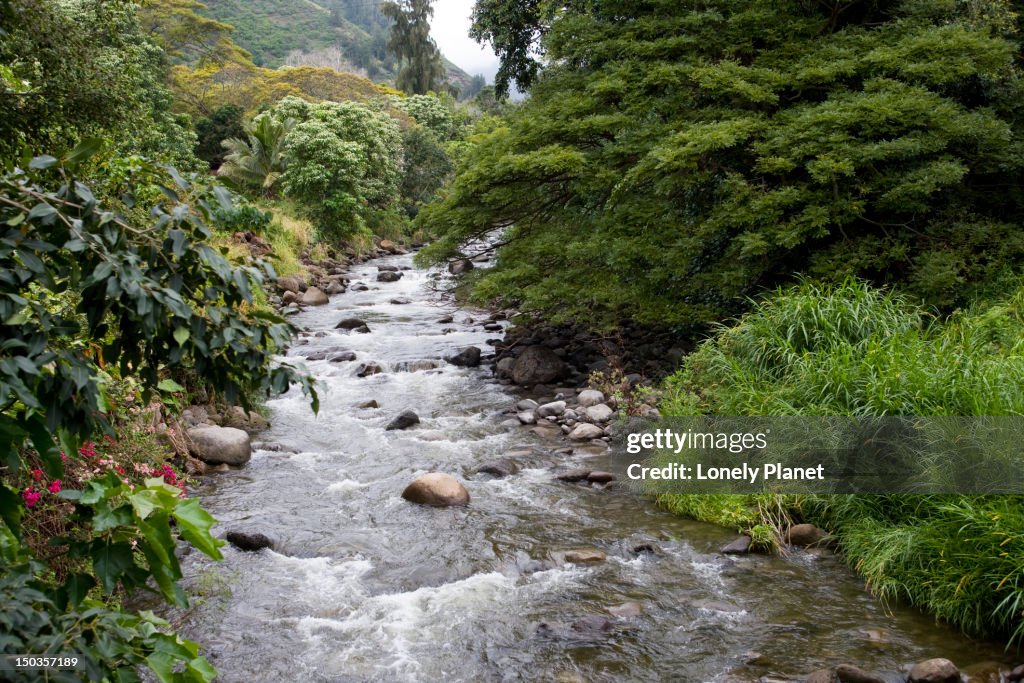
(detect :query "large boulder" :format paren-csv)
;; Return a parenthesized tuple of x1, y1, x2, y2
(786, 523, 828, 546)
(336, 317, 369, 331)
(835, 664, 884, 683)
(511, 345, 568, 385)
(908, 659, 960, 683)
(377, 271, 403, 282)
(402, 473, 470, 506)
(568, 423, 604, 441)
(536, 401, 566, 418)
(577, 389, 606, 407)
(225, 530, 273, 552)
(301, 286, 329, 306)
(385, 410, 420, 431)
(187, 426, 251, 465)
(585, 403, 615, 422)
(447, 346, 482, 367)
(276, 276, 303, 293)
(448, 259, 474, 275)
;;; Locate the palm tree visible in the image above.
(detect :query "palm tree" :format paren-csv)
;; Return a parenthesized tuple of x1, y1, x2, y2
(218, 113, 294, 198)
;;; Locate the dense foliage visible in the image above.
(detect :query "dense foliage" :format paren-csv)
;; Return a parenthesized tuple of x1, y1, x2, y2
(425, 0, 1024, 329)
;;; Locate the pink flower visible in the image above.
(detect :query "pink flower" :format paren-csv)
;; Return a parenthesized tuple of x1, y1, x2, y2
(47, 480, 61, 494)
(79, 443, 96, 458)
(22, 488, 40, 508)
(31, 468, 42, 481)
(59, 451, 67, 462)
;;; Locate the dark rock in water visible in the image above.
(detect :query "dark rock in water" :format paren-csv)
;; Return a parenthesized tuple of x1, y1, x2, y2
(511, 345, 568, 385)
(786, 523, 828, 547)
(571, 615, 612, 633)
(835, 664, 885, 683)
(630, 542, 662, 555)
(357, 400, 379, 409)
(476, 459, 520, 478)
(356, 362, 384, 377)
(226, 530, 273, 552)
(390, 297, 412, 305)
(301, 286, 329, 306)
(401, 473, 470, 506)
(385, 409, 420, 430)
(377, 265, 399, 272)
(483, 322, 503, 332)
(329, 351, 358, 362)
(586, 471, 615, 484)
(437, 315, 454, 324)
(555, 468, 591, 483)
(377, 271, 403, 282)
(564, 548, 607, 564)
(352, 283, 369, 291)
(253, 442, 299, 454)
(448, 259, 474, 275)
(720, 536, 752, 555)
(909, 659, 960, 683)
(447, 346, 482, 367)
(336, 317, 369, 331)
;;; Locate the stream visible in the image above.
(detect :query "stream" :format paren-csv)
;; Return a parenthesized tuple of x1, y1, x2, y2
(176, 252, 1008, 682)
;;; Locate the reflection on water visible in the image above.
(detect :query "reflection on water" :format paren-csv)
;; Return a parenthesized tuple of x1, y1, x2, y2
(177, 255, 1008, 682)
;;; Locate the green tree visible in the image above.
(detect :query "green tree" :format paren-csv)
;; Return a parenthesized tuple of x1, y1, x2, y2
(195, 104, 246, 168)
(469, 0, 546, 98)
(392, 93, 458, 140)
(420, 0, 1024, 330)
(219, 113, 294, 198)
(381, 0, 445, 94)
(400, 126, 453, 217)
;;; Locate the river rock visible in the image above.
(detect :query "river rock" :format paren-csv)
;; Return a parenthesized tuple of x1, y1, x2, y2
(536, 400, 566, 418)
(356, 362, 384, 377)
(390, 297, 412, 305)
(569, 423, 604, 441)
(585, 403, 615, 422)
(720, 536, 752, 554)
(301, 286, 329, 306)
(607, 602, 643, 619)
(225, 530, 273, 552)
(187, 426, 251, 466)
(329, 351, 358, 362)
(835, 664, 884, 683)
(511, 345, 568, 385)
(564, 548, 607, 564)
(805, 670, 836, 683)
(517, 411, 537, 425)
(385, 410, 420, 431)
(448, 259, 474, 274)
(572, 615, 612, 633)
(377, 271, 403, 282)
(401, 473, 470, 506)
(587, 471, 615, 483)
(377, 264, 399, 272)
(495, 357, 515, 378)
(476, 459, 520, 478)
(324, 281, 345, 295)
(357, 400, 379, 409)
(352, 283, 369, 291)
(337, 317, 370, 330)
(437, 315, 454, 324)
(379, 240, 399, 254)
(556, 468, 591, 482)
(447, 346, 482, 367)
(577, 389, 606, 407)
(786, 523, 828, 546)
(277, 275, 303, 293)
(909, 659, 960, 683)
(516, 399, 539, 411)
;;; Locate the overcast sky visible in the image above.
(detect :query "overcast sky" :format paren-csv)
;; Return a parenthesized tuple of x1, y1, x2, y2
(431, 0, 499, 81)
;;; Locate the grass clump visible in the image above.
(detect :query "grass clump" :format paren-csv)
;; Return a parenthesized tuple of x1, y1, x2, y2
(653, 278, 1024, 643)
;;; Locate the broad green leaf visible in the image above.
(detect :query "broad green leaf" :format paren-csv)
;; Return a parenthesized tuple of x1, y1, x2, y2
(157, 378, 185, 393)
(172, 498, 224, 560)
(172, 326, 190, 346)
(91, 541, 135, 593)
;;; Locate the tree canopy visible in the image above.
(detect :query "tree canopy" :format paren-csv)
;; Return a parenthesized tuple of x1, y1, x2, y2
(382, 0, 445, 94)
(422, 0, 1024, 330)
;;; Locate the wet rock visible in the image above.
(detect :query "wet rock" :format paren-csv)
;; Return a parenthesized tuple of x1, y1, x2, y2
(181, 405, 209, 427)
(483, 322, 503, 332)
(631, 542, 662, 555)
(225, 530, 273, 552)
(224, 406, 269, 432)
(253, 442, 299, 454)
(329, 351, 358, 362)
(805, 670, 836, 683)
(516, 399, 539, 412)
(495, 357, 515, 378)
(377, 264, 399, 272)
(356, 362, 385, 377)
(720, 536, 752, 555)
(377, 271, 403, 282)
(556, 469, 591, 482)
(448, 259, 474, 275)
(511, 346, 568, 386)
(357, 400, 379, 409)
(569, 423, 605, 441)
(585, 403, 615, 422)
(324, 281, 345, 295)
(786, 523, 828, 547)
(564, 548, 607, 564)
(476, 459, 520, 478)
(401, 473, 470, 506)
(352, 283, 369, 291)
(447, 346, 482, 367)
(394, 359, 444, 372)
(607, 602, 643, 619)
(187, 426, 251, 466)
(500, 418, 522, 428)
(961, 662, 1004, 683)
(577, 389, 606, 407)
(587, 471, 615, 484)
(517, 411, 537, 425)
(390, 297, 412, 305)
(385, 410, 420, 431)
(571, 615, 612, 633)
(908, 659, 960, 683)
(835, 664, 884, 683)
(437, 315, 454, 324)
(301, 286, 329, 306)
(336, 317, 371, 332)
(536, 400, 567, 418)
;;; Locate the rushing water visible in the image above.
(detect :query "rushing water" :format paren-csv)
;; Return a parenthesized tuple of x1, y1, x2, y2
(177, 253, 1009, 682)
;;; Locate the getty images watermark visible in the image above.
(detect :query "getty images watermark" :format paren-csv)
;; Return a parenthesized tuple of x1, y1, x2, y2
(610, 417, 1024, 494)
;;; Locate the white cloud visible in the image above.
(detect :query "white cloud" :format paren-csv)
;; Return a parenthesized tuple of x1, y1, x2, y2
(431, 0, 499, 80)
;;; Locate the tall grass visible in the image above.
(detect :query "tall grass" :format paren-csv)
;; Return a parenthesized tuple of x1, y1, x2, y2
(654, 278, 1024, 644)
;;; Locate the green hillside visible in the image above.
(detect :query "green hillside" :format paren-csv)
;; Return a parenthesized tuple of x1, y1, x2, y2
(200, 0, 472, 89)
